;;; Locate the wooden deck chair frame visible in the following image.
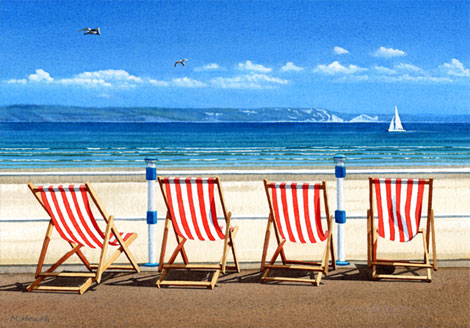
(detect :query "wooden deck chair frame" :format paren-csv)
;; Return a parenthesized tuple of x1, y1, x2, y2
(260, 180, 336, 286)
(157, 176, 240, 289)
(27, 182, 140, 294)
(367, 177, 437, 282)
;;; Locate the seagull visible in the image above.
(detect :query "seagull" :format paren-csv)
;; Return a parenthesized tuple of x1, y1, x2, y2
(78, 27, 101, 36)
(174, 58, 188, 67)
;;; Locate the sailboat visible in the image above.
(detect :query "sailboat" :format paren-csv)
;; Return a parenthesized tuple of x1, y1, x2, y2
(388, 106, 406, 132)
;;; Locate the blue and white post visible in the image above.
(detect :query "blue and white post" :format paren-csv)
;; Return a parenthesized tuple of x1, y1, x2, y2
(334, 155, 350, 266)
(144, 158, 159, 267)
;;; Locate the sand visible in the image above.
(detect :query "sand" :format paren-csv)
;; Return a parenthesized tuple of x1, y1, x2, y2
(0, 267, 469, 327)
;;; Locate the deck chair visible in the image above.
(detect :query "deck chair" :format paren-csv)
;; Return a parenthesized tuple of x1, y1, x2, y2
(260, 180, 336, 286)
(157, 177, 240, 289)
(367, 178, 437, 281)
(27, 182, 140, 294)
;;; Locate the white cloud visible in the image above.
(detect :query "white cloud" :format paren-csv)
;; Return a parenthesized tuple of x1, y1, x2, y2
(439, 58, 470, 77)
(194, 63, 222, 71)
(76, 69, 143, 83)
(280, 62, 303, 72)
(148, 79, 170, 86)
(211, 73, 288, 89)
(313, 61, 367, 75)
(56, 69, 143, 88)
(379, 74, 453, 83)
(29, 69, 54, 83)
(373, 46, 406, 58)
(171, 77, 206, 88)
(238, 60, 272, 72)
(334, 46, 349, 55)
(58, 77, 112, 87)
(374, 66, 397, 75)
(394, 63, 423, 73)
(5, 78, 27, 84)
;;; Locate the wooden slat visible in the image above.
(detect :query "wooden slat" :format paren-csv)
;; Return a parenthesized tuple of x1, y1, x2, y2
(38, 272, 96, 278)
(33, 286, 82, 292)
(90, 265, 136, 270)
(372, 260, 431, 268)
(285, 260, 321, 265)
(373, 273, 431, 281)
(261, 276, 318, 285)
(157, 280, 212, 287)
(163, 264, 221, 270)
(264, 264, 323, 271)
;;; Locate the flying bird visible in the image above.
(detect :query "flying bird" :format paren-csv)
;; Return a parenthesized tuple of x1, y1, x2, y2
(79, 27, 101, 36)
(174, 58, 188, 67)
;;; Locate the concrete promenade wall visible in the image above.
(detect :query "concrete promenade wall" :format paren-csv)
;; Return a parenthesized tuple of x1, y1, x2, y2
(1, 171, 469, 269)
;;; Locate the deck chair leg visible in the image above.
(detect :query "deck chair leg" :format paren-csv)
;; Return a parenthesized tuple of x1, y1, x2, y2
(167, 239, 187, 266)
(261, 268, 271, 282)
(27, 244, 83, 292)
(27, 276, 46, 292)
(156, 269, 168, 288)
(228, 226, 240, 273)
(260, 215, 273, 271)
(367, 210, 372, 268)
(158, 214, 171, 272)
(110, 224, 140, 272)
(322, 215, 335, 274)
(100, 233, 138, 273)
(321, 245, 329, 276)
(279, 241, 287, 265)
(372, 229, 378, 279)
(221, 212, 232, 274)
(314, 271, 323, 286)
(156, 239, 190, 288)
(330, 233, 336, 271)
(157, 238, 188, 287)
(261, 240, 286, 283)
(269, 240, 286, 266)
(430, 209, 437, 271)
(210, 270, 221, 289)
(79, 278, 94, 294)
(96, 216, 113, 283)
(35, 221, 54, 278)
(175, 233, 189, 265)
(219, 225, 239, 274)
(71, 243, 93, 272)
(422, 231, 432, 282)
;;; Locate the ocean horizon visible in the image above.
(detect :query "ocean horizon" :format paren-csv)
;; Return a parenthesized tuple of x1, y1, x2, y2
(0, 121, 468, 169)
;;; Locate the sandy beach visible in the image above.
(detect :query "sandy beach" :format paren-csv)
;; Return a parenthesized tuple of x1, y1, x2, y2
(1, 166, 469, 267)
(1, 267, 469, 327)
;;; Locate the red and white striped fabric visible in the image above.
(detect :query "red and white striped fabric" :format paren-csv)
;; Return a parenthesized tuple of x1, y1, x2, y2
(372, 178, 426, 242)
(161, 177, 226, 241)
(38, 185, 133, 249)
(268, 182, 328, 244)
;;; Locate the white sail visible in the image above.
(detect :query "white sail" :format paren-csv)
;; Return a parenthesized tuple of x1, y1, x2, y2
(388, 106, 406, 132)
(388, 116, 395, 131)
(394, 106, 404, 130)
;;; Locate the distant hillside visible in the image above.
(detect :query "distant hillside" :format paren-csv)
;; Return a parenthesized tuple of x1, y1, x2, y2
(0, 105, 468, 123)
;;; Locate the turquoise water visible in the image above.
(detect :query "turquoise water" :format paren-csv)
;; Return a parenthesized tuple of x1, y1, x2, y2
(0, 122, 468, 168)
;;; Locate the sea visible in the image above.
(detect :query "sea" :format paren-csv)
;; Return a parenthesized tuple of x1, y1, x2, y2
(0, 122, 469, 169)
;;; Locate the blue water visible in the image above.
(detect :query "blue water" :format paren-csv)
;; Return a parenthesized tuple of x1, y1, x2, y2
(0, 122, 468, 168)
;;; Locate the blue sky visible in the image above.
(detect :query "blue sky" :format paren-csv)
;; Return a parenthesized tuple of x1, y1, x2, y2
(1, 0, 469, 115)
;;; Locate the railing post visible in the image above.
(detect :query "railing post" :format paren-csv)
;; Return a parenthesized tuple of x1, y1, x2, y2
(144, 158, 159, 267)
(334, 155, 350, 266)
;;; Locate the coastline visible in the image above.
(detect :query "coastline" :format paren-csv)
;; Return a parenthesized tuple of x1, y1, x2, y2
(0, 164, 469, 183)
